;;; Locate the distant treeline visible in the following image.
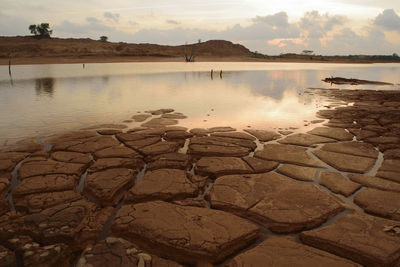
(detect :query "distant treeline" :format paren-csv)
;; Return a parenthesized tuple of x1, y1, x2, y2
(252, 52, 400, 62)
(343, 54, 399, 60)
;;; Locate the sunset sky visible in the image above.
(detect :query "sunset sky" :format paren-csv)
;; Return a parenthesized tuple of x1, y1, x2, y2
(1, 0, 399, 55)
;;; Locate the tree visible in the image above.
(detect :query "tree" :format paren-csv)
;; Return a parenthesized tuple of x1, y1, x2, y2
(100, 36, 108, 42)
(393, 53, 399, 58)
(29, 23, 53, 38)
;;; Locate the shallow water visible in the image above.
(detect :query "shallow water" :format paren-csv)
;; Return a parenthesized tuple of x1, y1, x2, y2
(0, 62, 399, 143)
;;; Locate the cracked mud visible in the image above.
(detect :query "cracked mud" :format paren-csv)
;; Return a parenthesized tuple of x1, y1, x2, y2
(0, 88, 400, 266)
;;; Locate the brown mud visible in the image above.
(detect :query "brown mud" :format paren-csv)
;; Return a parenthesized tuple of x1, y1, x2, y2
(0, 90, 400, 266)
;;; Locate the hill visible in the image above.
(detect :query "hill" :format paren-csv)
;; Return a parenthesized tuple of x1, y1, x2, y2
(0, 36, 253, 64)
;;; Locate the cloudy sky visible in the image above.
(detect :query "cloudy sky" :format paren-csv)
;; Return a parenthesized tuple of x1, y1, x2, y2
(1, 0, 399, 55)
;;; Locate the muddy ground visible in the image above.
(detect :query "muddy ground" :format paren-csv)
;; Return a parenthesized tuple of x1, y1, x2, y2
(0, 89, 399, 266)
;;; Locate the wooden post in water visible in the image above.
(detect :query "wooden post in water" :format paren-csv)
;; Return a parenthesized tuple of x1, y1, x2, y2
(83, 63, 85, 69)
(8, 60, 11, 76)
(220, 70, 222, 79)
(211, 69, 213, 80)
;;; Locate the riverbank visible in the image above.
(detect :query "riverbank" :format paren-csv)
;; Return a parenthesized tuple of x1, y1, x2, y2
(1, 55, 398, 65)
(1, 36, 400, 65)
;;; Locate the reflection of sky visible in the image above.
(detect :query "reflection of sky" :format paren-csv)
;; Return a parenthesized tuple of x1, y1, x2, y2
(0, 62, 399, 143)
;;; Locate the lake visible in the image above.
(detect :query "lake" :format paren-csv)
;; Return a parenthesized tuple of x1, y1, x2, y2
(0, 62, 399, 144)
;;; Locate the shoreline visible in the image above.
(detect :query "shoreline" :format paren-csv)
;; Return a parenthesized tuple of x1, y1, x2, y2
(3, 56, 399, 66)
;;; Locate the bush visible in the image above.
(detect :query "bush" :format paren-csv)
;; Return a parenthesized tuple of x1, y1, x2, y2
(100, 36, 108, 42)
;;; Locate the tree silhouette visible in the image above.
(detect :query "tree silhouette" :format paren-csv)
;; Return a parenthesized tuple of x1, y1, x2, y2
(100, 36, 108, 42)
(29, 23, 53, 38)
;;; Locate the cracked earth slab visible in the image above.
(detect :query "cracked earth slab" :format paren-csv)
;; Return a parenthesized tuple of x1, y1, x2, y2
(307, 127, 354, 141)
(318, 171, 362, 197)
(83, 168, 136, 206)
(18, 159, 86, 180)
(0, 143, 43, 153)
(14, 190, 82, 213)
(195, 157, 253, 177)
(300, 212, 400, 267)
(97, 129, 123, 135)
(226, 236, 361, 267)
(141, 118, 178, 128)
(51, 135, 120, 153)
(81, 124, 128, 130)
(147, 153, 191, 171)
(312, 150, 376, 173)
(320, 141, 379, 159)
(208, 126, 236, 132)
(13, 174, 78, 196)
(0, 152, 29, 178)
(347, 173, 400, 192)
(243, 129, 280, 142)
(207, 172, 344, 233)
(94, 146, 142, 159)
(276, 164, 318, 182)
(88, 157, 144, 173)
(111, 200, 260, 264)
(278, 133, 337, 147)
(138, 141, 181, 159)
(376, 159, 400, 183)
(50, 151, 92, 164)
(145, 108, 174, 115)
(354, 188, 400, 221)
(164, 130, 193, 141)
(161, 112, 187, 120)
(210, 131, 256, 141)
(242, 157, 279, 173)
(188, 136, 253, 157)
(254, 144, 326, 168)
(125, 169, 198, 203)
(131, 114, 152, 122)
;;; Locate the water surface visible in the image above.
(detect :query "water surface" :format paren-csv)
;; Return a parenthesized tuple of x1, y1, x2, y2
(0, 62, 399, 143)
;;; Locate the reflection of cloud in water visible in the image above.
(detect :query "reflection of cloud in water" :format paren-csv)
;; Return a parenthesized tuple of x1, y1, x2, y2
(135, 70, 321, 100)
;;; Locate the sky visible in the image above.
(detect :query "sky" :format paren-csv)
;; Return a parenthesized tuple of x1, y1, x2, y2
(1, 0, 399, 55)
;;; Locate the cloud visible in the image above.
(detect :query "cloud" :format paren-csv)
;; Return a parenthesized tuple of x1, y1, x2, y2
(374, 9, 400, 32)
(51, 10, 398, 55)
(299, 11, 346, 38)
(86, 17, 101, 23)
(55, 18, 113, 35)
(0, 10, 29, 36)
(166, 19, 180, 25)
(104, 12, 120, 23)
(253, 12, 290, 28)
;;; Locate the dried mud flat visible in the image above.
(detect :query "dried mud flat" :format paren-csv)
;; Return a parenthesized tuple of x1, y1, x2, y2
(0, 91, 400, 267)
